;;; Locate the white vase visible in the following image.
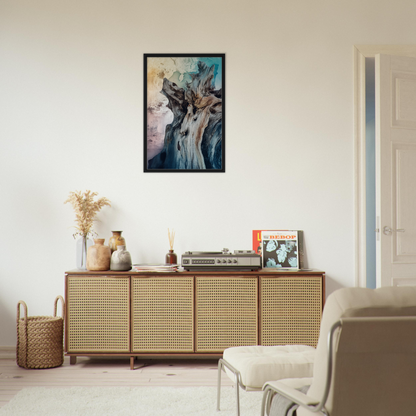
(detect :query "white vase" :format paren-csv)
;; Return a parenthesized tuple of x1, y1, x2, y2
(76, 237, 93, 270)
(110, 245, 132, 271)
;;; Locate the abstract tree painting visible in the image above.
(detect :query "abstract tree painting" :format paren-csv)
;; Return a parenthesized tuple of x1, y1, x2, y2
(144, 54, 225, 172)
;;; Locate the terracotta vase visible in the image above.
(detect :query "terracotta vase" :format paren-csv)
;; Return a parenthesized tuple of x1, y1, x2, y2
(110, 246, 132, 271)
(108, 231, 126, 253)
(165, 249, 178, 265)
(86, 239, 111, 271)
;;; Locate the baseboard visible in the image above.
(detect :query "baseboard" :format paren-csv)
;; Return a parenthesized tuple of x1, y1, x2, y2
(0, 346, 15, 359)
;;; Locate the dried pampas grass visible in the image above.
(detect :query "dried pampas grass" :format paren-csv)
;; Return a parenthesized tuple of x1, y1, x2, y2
(64, 190, 111, 238)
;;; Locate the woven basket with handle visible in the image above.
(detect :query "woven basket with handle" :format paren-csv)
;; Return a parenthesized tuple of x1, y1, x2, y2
(16, 295, 65, 369)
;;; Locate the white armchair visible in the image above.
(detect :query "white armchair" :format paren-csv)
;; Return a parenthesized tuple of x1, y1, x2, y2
(261, 286, 416, 416)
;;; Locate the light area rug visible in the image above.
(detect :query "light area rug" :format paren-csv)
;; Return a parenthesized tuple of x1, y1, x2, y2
(0, 386, 264, 416)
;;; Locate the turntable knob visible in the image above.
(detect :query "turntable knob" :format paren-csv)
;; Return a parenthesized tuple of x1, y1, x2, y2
(222, 248, 229, 254)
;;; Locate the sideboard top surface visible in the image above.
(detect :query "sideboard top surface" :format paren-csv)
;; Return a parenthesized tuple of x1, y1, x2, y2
(65, 269, 325, 276)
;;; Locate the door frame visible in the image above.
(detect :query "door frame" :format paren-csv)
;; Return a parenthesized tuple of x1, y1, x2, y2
(353, 45, 416, 288)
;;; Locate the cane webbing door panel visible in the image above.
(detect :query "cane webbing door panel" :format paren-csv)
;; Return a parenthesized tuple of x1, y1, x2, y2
(132, 276, 194, 352)
(67, 276, 130, 352)
(260, 276, 322, 347)
(195, 276, 258, 352)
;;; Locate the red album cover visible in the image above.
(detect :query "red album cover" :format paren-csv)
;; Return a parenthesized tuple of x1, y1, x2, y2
(252, 230, 263, 256)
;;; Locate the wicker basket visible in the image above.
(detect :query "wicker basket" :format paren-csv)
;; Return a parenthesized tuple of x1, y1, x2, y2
(16, 295, 65, 369)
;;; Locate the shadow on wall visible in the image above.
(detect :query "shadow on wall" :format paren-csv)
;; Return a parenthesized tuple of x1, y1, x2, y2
(0, 297, 17, 346)
(325, 275, 344, 299)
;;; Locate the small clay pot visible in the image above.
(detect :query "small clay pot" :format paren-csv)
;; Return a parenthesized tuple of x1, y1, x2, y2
(108, 231, 126, 253)
(110, 246, 132, 271)
(86, 239, 111, 271)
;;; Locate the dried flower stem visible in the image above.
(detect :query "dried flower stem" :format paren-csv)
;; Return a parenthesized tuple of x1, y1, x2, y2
(64, 190, 111, 239)
(168, 228, 175, 250)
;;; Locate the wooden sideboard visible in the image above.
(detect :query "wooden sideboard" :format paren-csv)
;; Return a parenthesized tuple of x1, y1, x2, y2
(65, 270, 325, 369)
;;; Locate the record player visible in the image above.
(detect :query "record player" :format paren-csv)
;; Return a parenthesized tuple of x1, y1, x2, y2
(181, 248, 261, 271)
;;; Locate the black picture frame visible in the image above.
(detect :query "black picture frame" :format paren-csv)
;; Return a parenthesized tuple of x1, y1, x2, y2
(144, 53, 225, 172)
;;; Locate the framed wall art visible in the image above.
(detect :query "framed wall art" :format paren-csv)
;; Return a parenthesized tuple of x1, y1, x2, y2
(144, 54, 225, 172)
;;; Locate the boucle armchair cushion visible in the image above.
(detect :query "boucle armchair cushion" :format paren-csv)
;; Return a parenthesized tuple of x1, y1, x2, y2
(223, 345, 316, 389)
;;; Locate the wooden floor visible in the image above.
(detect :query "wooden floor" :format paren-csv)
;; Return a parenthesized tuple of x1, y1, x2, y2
(0, 353, 234, 408)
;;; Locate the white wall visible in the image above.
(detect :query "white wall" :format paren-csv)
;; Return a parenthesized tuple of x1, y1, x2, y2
(1, 0, 416, 346)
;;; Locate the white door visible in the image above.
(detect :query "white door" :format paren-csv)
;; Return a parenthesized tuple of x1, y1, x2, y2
(376, 54, 416, 287)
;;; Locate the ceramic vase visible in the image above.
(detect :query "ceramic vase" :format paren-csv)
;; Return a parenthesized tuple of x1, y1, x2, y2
(86, 239, 111, 271)
(76, 237, 93, 270)
(165, 249, 178, 265)
(110, 245, 132, 271)
(109, 231, 126, 253)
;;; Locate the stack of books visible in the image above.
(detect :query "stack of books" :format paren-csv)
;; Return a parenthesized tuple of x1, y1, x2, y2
(131, 264, 179, 272)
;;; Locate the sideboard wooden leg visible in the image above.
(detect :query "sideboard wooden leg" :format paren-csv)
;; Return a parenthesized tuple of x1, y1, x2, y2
(70, 356, 77, 365)
(130, 356, 135, 370)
